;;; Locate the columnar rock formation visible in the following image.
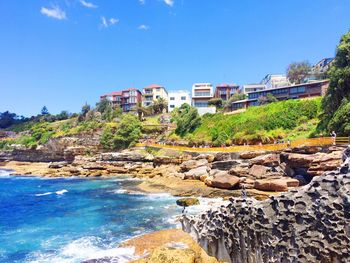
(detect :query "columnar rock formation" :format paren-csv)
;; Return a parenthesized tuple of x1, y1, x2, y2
(181, 148, 350, 263)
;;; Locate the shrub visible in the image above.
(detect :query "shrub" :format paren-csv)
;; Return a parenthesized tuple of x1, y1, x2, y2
(113, 114, 141, 150)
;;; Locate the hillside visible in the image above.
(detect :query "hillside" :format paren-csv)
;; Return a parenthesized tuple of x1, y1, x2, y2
(187, 98, 322, 146)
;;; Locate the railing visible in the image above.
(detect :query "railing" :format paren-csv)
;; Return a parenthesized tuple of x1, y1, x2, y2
(136, 137, 342, 153)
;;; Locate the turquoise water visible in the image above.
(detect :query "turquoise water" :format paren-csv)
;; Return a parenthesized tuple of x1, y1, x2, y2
(0, 169, 182, 263)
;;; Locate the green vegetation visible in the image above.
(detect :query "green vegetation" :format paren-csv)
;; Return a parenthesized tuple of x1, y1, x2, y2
(189, 98, 321, 146)
(319, 30, 350, 136)
(171, 104, 201, 137)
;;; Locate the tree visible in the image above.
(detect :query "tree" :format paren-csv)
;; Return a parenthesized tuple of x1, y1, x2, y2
(172, 104, 201, 137)
(0, 111, 18, 128)
(41, 106, 49, 115)
(287, 61, 311, 84)
(327, 98, 350, 136)
(56, 111, 69, 120)
(81, 103, 91, 116)
(319, 31, 350, 131)
(96, 98, 110, 114)
(152, 98, 168, 114)
(258, 93, 278, 105)
(208, 98, 223, 108)
(224, 93, 246, 111)
(100, 126, 115, 149)
(113, 114, 141, 149)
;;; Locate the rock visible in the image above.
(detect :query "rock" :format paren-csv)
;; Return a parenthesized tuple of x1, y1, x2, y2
(254, 178, 299, 192)
(249, 153, 280, 167)
(194, 154, 215, 163)
(82, 164, 106, 170)
(239, 150, 268, 159)
(229, 164, 249, 177)
(144, 247, 197, 263)
(180, 159, 208, 172)
(248, 165, 271, 179)
(107, 167, 128, 174)
(181, 171, 350, 263)
(307, 151, 342, 176)
(184, 166, 209, 180)
(211, 160, 238, 170)
(48, 161, 67, 169)
(153, 156, 183, 165)
(100, 152, 154, 162)
(176, 198, 200, 207)
(282, 152, 315, 169)
(291, 146, 323, 154)
(208, 172, 240, 190)
(293, 174, 309, 186)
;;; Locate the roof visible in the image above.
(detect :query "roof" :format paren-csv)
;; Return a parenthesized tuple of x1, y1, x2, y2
(246, 79, 329, 95)
(216, 83, 240, 88)
(123, 88, 141, 92)
(144, 84, 164, 89)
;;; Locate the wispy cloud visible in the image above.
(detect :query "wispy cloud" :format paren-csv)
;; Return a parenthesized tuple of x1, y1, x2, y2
(40, 5, 67, 20)
(164, 0, 174, 7)
(138, 24, 149, 30)
(80, 0, 98, 9)
(101, 17, 119, 28)
(139, 0, 146, 5)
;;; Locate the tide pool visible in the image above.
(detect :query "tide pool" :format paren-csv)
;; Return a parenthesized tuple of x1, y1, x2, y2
(0, 170, 181, 263)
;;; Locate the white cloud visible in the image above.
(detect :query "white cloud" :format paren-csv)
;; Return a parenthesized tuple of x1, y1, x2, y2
(40, 6, 67, 20)
(139, 0, 146, 5)
(80, 0, 98, 9)
(138, 24, 149, 30)
(164, 0, 174, 7)
(101, 16, 119, 28)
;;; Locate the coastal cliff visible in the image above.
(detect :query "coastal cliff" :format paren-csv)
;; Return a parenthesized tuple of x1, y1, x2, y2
(181, 149, 350, 263)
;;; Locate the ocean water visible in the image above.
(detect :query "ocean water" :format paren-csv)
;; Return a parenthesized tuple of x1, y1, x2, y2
(0, 169, 183, 263)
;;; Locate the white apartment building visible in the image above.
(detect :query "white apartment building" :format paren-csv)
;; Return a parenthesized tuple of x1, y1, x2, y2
(261, 74, 290, 89)
(242, 84, 266, 94)
(167, 90, 191, 112)
(191, 83, 216, 115)
(142, 84, 168, 107)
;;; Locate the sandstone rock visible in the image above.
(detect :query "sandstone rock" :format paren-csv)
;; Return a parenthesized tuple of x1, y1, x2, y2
(291, 145, 323, 154)
(82, 164, 106, 170)
(307, 151, 342, 176)
(282, 152, 315, 169)
(176, 198, 200, 207)
(100, 152, 154, 162)
(249, 153, 280, 167)
(48, 161, 67, 169)
(248, 165, 270, 179)
(254, 178, 299, 192)
(211, 160, 238, 170)
(207, 171, 240, 190)
(184, 165, 209, 180)
(180, 159, 208, 172)
(229, 165, 249, 177)
(239, 150, 267, 159)
(153, 156, 183, 165)
(107, 167, 128, 174)
(194, 154, 216, 163)
(145, 247, 196, 263)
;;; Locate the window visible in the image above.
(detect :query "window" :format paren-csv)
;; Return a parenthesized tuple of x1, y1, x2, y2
(181, 96, 186, 100)
(156, 88, 161, 91)
(170, 97, 175, 100)
(194, 101, 208, 107)
(156, 95, 160, 99)
(194, 92, 211, 97)
(170, 105, 175, 108)
(290, 86, 306, 94)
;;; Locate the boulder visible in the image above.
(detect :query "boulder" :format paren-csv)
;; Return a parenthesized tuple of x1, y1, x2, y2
(176, 198, 200, 207)
(249, 154, 280, 167)
(153, 156, 183, 165)
(282, 153, 315, 169)
(100, 152, 154, 162)
(211, 160, 238, 170)
(107, 167, 128, 174)
(82, 164, 106, 170)
(239, 150, 268, 159)
(291, 146, 323, 154)
(207, 171, 240, 190)
(249, 165, 271, 179)
(180, 159, 208, 172)
(229, 165, 249, 177)
(184, 166, 209, 180)
(307, 151, 342, 176)
(48, 161, 67, 169)
(194, 154, 216, 163)
(254, 178, 299, 192)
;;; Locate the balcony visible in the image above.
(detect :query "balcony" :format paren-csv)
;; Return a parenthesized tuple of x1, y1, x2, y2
(193, 92, 212, 97)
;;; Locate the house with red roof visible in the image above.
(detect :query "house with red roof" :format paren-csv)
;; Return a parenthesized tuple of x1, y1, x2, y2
(142, 84, 168, 107)
(100, 88, 142, 112)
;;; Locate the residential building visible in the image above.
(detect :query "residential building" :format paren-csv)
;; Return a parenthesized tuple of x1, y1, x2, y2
(100, 91, 122, 107)
(242, 84, 266, 94)
(231, 80, 329, 111)
(261, 74, 290, 89)
(191, 83, 216, 115)
(100, 88, 142, 112)
(215, 84, 240, 101)
(142, 84, 168, 107)
(168, 90, 191, 112)
(312, 58, 334, 74)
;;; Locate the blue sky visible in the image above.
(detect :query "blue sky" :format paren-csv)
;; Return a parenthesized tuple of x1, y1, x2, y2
(1, 0, 350, 116)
